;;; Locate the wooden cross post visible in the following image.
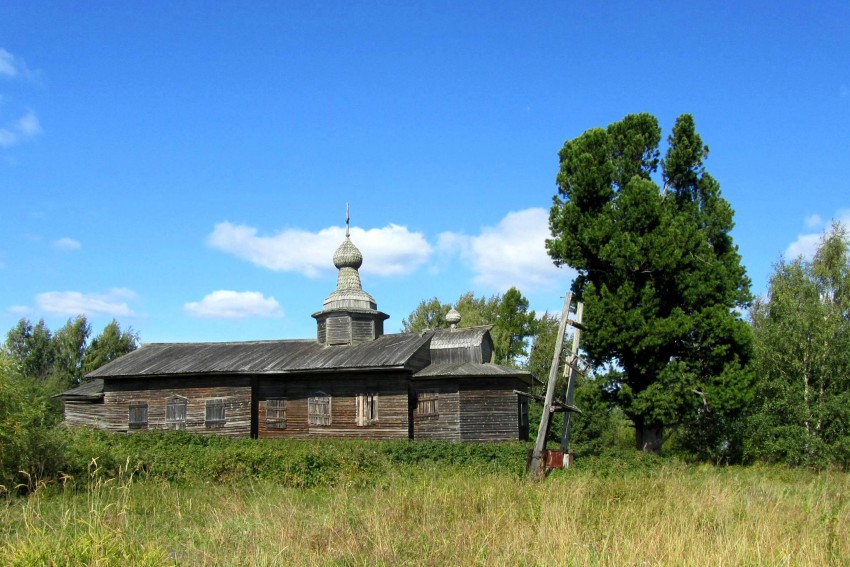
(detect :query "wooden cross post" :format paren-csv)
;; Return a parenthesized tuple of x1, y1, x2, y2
(560, 301, 584, 461)
(527, 293, 572, 480)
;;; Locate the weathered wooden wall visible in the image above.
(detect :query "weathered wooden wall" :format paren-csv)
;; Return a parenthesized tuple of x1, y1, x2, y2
(459, 378, 525, 442)
(430, 347, 483, 364)
(411, 380, 460, 440)
(102, 376, 252, 437)
(63, 400, 107, 428)
(255, 372, 409, 439)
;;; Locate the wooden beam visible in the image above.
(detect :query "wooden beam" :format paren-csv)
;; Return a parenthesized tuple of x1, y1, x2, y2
(560, 301, 584, 458)
(527, 293, 572, 480)
(514, 390, 581, 414)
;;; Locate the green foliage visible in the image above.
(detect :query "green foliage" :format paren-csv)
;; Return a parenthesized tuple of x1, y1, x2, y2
(0, 352, 64, 492)
(401, 297, 451, 333)
(3, 317, 138, 388)
(746, 223, 850, 470)
(525, 312, 559, 393)
(54, 428, 533, 488)
(51, 316, 91, 388)
(4, 319, 54, 380)
(83, 320, 139, 375)
(491, 287, 536, 366)
(454, 291, 500, 327)
(547, 113, 752, 454)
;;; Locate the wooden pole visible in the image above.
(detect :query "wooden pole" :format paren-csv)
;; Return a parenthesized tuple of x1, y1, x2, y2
(528, 293, 572, 479)
(560, 301, 584, 460)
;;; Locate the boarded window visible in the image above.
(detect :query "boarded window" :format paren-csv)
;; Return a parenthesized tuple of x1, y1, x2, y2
(265, 399, 287, 430)
(519, 397, 529, 428)
(166, 398, 187, 430)
(356, 393, 378, 426)
(205, 399, 226, 428)
(417, 389, 438, 417)
(308, 392, 331, 426)
(128, 402, 148, 429)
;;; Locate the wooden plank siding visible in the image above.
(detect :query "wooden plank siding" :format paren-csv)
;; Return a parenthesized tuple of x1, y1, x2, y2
(255, 372, 410, 440)
(64, 400, 107, 428)
(102, 376, 252, 437)
(459, 378, 525, 442)
(411, 380, 461, 441)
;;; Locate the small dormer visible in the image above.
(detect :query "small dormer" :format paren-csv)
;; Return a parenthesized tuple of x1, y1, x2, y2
(312, 206, 389, 346)
(429, 310, 494, 364)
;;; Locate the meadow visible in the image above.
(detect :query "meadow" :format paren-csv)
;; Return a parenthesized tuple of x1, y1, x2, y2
(1, 433, 848, 566)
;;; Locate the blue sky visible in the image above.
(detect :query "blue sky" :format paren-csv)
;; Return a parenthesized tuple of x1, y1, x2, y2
(2, 1, 848, 343)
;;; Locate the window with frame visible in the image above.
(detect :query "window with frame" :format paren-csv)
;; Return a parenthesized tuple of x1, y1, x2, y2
(417, 389, 439, 417)
(308, 392, 332, 426)
(265, 398, 287, 430)
(205, 399, 226, 428)
(128, 402, 148, 429)
(166, 397, 187, 430)
(356, 393, 378, 426)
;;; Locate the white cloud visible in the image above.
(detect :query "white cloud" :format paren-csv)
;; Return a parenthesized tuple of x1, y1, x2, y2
(207, 222, 432, 277)
(0, 110, 42, 148)
(0, 49, 19, 77)
(804, 214, 823, 229)
(35, 289, 137, 317)
(438, 208, 570, 292)
(8, 305, 29, 315)
(184, 290, 283, 319)
(785, 233, 822, 261)
(17, 111, 41, 136)
(786, 209, 850, 260)
(53, 237, 81, 251)
(0, 48, 36, 81)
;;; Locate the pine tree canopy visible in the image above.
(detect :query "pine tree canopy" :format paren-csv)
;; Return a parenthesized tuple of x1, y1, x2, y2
(547, 113, 752, 453)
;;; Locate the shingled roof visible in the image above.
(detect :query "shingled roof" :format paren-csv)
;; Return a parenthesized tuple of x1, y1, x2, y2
(85, 332, 433, 378)
(429, 325, 492, 350)
(414, 362, 532, 384)
(55, 378, 105, 400)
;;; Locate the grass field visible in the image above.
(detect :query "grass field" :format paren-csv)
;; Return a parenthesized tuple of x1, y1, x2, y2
(2, 449, 848, 566)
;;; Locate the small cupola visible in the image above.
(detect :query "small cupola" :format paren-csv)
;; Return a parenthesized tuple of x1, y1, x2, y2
(312, 205, 389, 346)
(446, 308, 461, 331)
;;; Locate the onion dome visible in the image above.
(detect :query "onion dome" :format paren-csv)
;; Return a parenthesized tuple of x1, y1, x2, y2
(312, 204, 389, 345)
(333, 237, 363, 271)
(446, 308, 462, 331)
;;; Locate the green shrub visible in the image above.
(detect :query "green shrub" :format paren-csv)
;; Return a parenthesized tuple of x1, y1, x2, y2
(0, 356, 64, 493)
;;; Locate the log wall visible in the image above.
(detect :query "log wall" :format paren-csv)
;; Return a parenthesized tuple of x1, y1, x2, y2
(459, 378, 525, 442)
(102, 376, 252, 437)
(64, 400, 107, 428)
(411, 380, 460, 441)
(255, 372, 409, 439)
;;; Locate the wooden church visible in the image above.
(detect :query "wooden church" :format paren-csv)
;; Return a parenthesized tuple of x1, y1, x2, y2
(57, 217, 532, 441)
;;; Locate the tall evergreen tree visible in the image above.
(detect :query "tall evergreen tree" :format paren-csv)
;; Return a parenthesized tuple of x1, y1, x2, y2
(747, 223, 850, 469)
(547, 113, 752, 453)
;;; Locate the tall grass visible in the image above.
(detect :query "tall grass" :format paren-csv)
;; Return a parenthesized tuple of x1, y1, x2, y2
(3, 459, 848, 565)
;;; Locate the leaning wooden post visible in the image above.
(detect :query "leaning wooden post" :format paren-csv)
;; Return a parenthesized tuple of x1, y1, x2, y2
(527, 293, 572, 480)
(560, 301, 584, 461)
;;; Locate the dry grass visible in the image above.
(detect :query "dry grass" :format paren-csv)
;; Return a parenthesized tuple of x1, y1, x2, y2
(2, 463, 848, 566)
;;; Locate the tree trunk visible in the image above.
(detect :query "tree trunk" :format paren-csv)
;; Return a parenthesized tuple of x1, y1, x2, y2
(635, 423, 665, 452)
